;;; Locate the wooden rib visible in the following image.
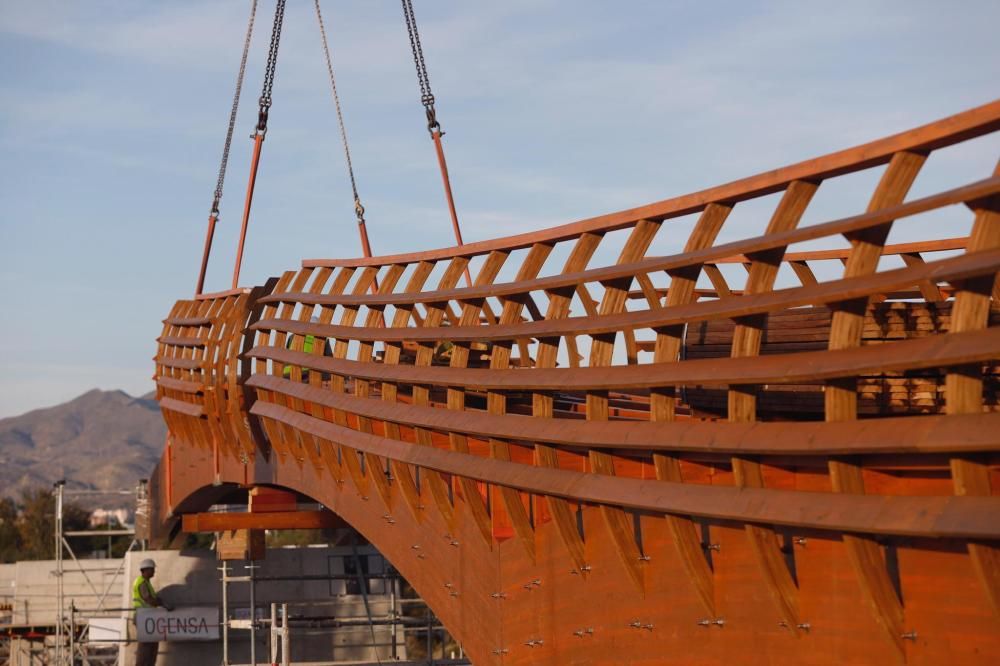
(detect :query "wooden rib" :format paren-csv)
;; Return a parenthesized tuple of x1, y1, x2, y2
(448, 250, 510, 548)
(651, 203, 732, 615)
(284, 270, 327, 473)
(312, 267, 355, 439)
(225, 289, 260, 460)
(412, 257, 473, 530)
(825, 150, 927, 659)
(300, 268, 344, 486)
(292, 268, 344, 483)
(251, 270, 298, 459)
(297, 267, 335, 474)
(485, 243, 554, 562)
(946, 159, 1000, 618)
(382, 261, 436, 522)
(899, 252, 945, 302)
(275, 268, 319, 467)
(203, 296, 236, 463)
(267, 273, 315, 465)
(535, 232, 603, 573)
(183, 299, 213, 452)
(216, 295, 246, 462)
(354, 266, 405, 508)
(203, 295, 228, 466)
(702, 264, 732, 298)
(729, 179, 819, 635)
(302, 100, 1000, 268)
(588, 218, 663, 593)
(177, 298, 213, 452)
(789, 260, 818, 286)
(334, 267, 381, 496)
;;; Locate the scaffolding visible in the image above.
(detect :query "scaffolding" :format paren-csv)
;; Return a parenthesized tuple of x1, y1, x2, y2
(5, 483, 468, 666)
(51, 480, 146, 666)
(217, 539, 468, 665)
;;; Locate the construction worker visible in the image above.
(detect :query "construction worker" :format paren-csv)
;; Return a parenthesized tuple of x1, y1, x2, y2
(132, 558, 172, 666)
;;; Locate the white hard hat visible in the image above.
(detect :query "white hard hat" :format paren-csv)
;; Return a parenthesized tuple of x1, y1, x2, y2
(139, 558, 156, 570)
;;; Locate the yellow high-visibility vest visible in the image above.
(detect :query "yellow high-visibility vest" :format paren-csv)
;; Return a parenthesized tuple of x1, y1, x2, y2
(132, 575, 156, 609)
(283, 334, 316, 377)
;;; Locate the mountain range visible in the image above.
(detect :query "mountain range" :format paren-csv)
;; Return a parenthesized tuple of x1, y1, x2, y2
(0, 389, 166, 505)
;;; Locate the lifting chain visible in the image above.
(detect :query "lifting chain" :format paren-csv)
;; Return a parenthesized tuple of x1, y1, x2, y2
(256, 0, 287, 135)
(399, 0, 470, 285)
(211, 0, 257, 216)
(197, 0, 258, 295)
(401, 0, 440, 134)
(314, 0, 366, 228)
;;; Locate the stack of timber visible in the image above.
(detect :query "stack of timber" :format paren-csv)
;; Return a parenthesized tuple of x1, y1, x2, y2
(684, 301, 1000, 417)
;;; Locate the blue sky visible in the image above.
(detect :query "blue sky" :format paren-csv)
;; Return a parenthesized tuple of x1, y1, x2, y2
(1, 1, 998, 418)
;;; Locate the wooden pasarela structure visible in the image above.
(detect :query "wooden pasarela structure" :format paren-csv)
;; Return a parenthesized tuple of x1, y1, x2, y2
(150, 97, 1000, 664)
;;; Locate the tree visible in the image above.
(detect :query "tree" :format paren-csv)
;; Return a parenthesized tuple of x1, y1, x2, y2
(0, 498, 19, 563)
(15, 487, 92, 560)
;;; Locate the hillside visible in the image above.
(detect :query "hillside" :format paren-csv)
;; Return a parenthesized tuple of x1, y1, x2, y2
(0, 389, 166, 503)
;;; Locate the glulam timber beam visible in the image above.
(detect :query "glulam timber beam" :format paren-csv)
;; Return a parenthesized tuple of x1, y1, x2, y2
(181, 510, 345, 533)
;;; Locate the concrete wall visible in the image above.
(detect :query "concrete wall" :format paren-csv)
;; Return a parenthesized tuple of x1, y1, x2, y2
(0, 563, 15, 613)
(8, 557, 127, 626)
(117, 546, 407, 666)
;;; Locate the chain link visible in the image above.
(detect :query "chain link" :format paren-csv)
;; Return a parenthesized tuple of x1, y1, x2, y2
(256, 0, 287, 134)
(211, 0, 258, 215)
(315, 0, 366, 226)
(401, 0, 440, 133)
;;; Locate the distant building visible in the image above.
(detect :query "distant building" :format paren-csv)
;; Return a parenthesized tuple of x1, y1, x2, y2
(89, 507, 131, 527)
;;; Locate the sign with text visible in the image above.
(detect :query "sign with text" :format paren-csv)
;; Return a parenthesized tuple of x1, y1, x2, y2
(135, 607, 219, 642)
